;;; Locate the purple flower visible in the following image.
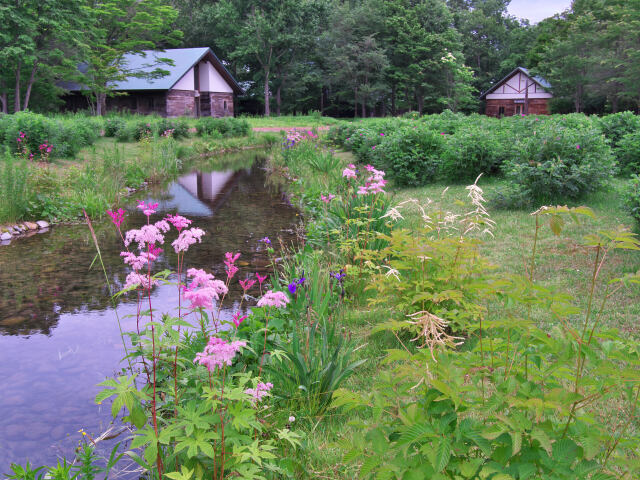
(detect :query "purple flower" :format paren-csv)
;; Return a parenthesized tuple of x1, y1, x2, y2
(288, 282, 297, 295)
(260, 237, 271, 245)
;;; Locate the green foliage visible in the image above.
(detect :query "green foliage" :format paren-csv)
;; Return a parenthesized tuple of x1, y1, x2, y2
(268, 321, 365, 416)
(372, 125, 445, 186)
(195, 117, 251, 138)
(335, 203, 640, 479)
(0, 151, 29, 222)
(0, 112, 100, 158)
(617, 131, 640, 176)
(597, 111, 640, 150)
(624, 174, 640, 227)
(499, 122, 615, 206)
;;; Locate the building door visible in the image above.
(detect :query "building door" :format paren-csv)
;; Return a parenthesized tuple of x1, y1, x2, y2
(498, 106, 505, 117)
(515, 104, 523, 115)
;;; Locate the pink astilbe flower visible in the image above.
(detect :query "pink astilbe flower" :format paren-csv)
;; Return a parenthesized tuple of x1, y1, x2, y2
(257, 290, 290, 308)
(154, 219, 170, 233)
(232, 312, 248, 328)
(166, 214, 192, 232)
(137, 200, 159, 217)
(320, 194, 336, 204)
(107, 208, 126, 228)
(256, 273, 268, 286)
(124, 224, 165, 249)
(186, 268, 228, 294)
(183, 268, 228, 309)
(124, 272, 158, 290)
(239, 278, 256, 291)
(226, 264, 239, 279)
(194, 337, 247, 372)
(183, 287, 219, 310)
(172, 227, 205, 253)
(245, 382, 273, 404)
(357, 186, 369, 195)
(342, 167, 357, 179)
(224, 251, 241, 278)
(121, 251, 148, 270)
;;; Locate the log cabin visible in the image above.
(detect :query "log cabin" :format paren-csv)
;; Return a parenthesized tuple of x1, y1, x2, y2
(480, 67, 552, 117)
(61, 47, 243, 117)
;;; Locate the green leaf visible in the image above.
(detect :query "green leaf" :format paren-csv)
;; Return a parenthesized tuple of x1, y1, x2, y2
(434, 438, 451, 472)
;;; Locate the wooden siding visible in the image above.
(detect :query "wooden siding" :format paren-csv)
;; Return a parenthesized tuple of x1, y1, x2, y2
(485, 98, 550, 117)
(166, 90, 196, 117)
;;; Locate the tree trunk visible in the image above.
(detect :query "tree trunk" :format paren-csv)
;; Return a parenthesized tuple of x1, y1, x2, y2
(0, 79, 6, 114)
(361, 97, 366, 118)
(416, 90, 424, 115)
(611, 95, 619, 113)
(354, 86, 358, 118)
(320, 86, 324, 114)
(96, 92, 107, 116)
(276, 83, 281, 116)
(23, 60, 39, 111)
(391, 85, 396, 116)
(14, 61, 21, 113)
(264, 68, 270, 116)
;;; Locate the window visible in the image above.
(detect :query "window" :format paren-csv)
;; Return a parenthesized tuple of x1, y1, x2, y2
(498, 106, 505, 117)
(515, 104, 523, 115)
(223, 101, 227, 111)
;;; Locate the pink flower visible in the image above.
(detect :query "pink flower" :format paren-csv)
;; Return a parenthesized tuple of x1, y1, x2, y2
(121, 251, 149, 270)
(137, 201, 158, 217)
(186, 268, 228, 295)
(371, 145, 376, 150)
(357, 186, 369, 195)
(365, 165, 375, 171)
(17, 137, 22, 143)
(239, 278, 256, 291)
(183, 286, 219, 310)
(226, 264, 239, 279)
(321, 194, 336, 204)
(245, 382, 273, 403)
(440, 132, 445, 135)
(107, 208, 126, 228)
(166, 214, 191, 232)
(154, 219, 170, 233)
(256, 273, 268, 286)
(172, 227, 205, 253)
(124, 224, 165, 249)
(46, 146, 52, 153)
(342, 168, 357, 179)
(225, 252, 241, 265)
(347, 163, 356, 169)
(194, 337, 247, 372)
(257, 290, 290, 308)
(380, 133, 384, 136)
(124, 272, 158, 291)
(232, 312, 248, 328)
(576, 145, 580, 149)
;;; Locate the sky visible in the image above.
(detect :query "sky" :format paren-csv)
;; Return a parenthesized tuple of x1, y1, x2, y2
(507, 0, 573, 24)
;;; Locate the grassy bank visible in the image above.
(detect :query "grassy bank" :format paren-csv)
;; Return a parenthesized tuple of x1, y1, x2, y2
(243, 114, 339, 128)
(0, 131, 278, 225)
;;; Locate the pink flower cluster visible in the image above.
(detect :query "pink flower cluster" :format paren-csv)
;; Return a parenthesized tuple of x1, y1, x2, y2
(321, 194, 336, 204)
(239, 278, 256, 291)
(124, 222, 167, 249)
(183, 268, 228, 310)
(39, 142, 52, 153)
(342, 167, 357, 179)
(232, 312, 248, 328)
(124, 272, 158, 290)
(107, 208, 126, 228)
(172, 227, 205, 253)
(16, 131, 25, 143)
(256, 290, 290, 308)
(137, 200, 158, 217)
(166, 214, 191, 232)
(224, 252, 240, 278)
(357, 165, 387, 195)
(194, 337, 247, 372)
(161, 129, 175, 137)
(245, 382, 273, 403)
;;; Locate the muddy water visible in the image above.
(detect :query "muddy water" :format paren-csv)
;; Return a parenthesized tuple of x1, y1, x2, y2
(0, 151, 298, 473)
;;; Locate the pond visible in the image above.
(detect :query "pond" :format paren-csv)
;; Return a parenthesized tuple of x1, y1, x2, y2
(0, 151, 299, 474)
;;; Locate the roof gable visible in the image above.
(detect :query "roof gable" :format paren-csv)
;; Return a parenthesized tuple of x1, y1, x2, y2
(63, 47, 243, 94)
(480, 67, 551, 99)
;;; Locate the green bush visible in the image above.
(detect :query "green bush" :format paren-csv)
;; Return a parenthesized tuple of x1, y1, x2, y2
(156, 117, 190, 139)
(597, 111, 640, 149)
(104, 117, 126, 137)
(195, 117, 250, 137)
(0, 151, 29, 222)
(371, 125, 446, 186)
(625, 174, 640, 227)
(498, 122, 615, 206)
(616, 131, 640, 175)
(440, 125, 513, 182)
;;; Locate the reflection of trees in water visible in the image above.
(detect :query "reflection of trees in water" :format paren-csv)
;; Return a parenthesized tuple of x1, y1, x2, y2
(0, 159, 299, 336)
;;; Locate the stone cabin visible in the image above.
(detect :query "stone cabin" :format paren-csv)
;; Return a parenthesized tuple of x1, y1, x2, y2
(480, 67, 552, 117)
(62, 47, 243, 117)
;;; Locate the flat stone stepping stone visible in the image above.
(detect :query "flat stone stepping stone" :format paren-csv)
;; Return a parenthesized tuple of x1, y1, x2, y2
(36, 220, 49, 228)
(24, 222, 38, 230)
(0, 232, 12, 241)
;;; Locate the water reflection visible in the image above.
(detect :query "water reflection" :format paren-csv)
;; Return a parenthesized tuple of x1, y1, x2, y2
(0, 152, 298, 472)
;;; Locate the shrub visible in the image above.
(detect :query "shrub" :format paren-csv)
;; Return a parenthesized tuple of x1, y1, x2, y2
(498, 122, 615, 206)
(625, 174, 640, 227)
(440, 125, 513, 182)
(0, 151, 29, 222)
(616, 131, 640, 175)
(156, 117, 190, 139)
(104, 117, 126, 137)
(598, 111, 640, 149)
(371, 125, 446, 186)
(195, 117, 250, 137)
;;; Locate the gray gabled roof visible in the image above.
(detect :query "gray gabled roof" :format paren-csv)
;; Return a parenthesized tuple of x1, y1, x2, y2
(479, 66, 551, 99)
(63, 47, 243, 94)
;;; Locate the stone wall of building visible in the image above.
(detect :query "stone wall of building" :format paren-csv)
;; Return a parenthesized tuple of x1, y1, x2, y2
(166, 90, 196, 117)
(485, 98, 549, 117)
(209, 93, 234, 117)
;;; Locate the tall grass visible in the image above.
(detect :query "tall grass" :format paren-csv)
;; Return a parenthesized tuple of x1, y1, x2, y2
(0, 151, 29, 223)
